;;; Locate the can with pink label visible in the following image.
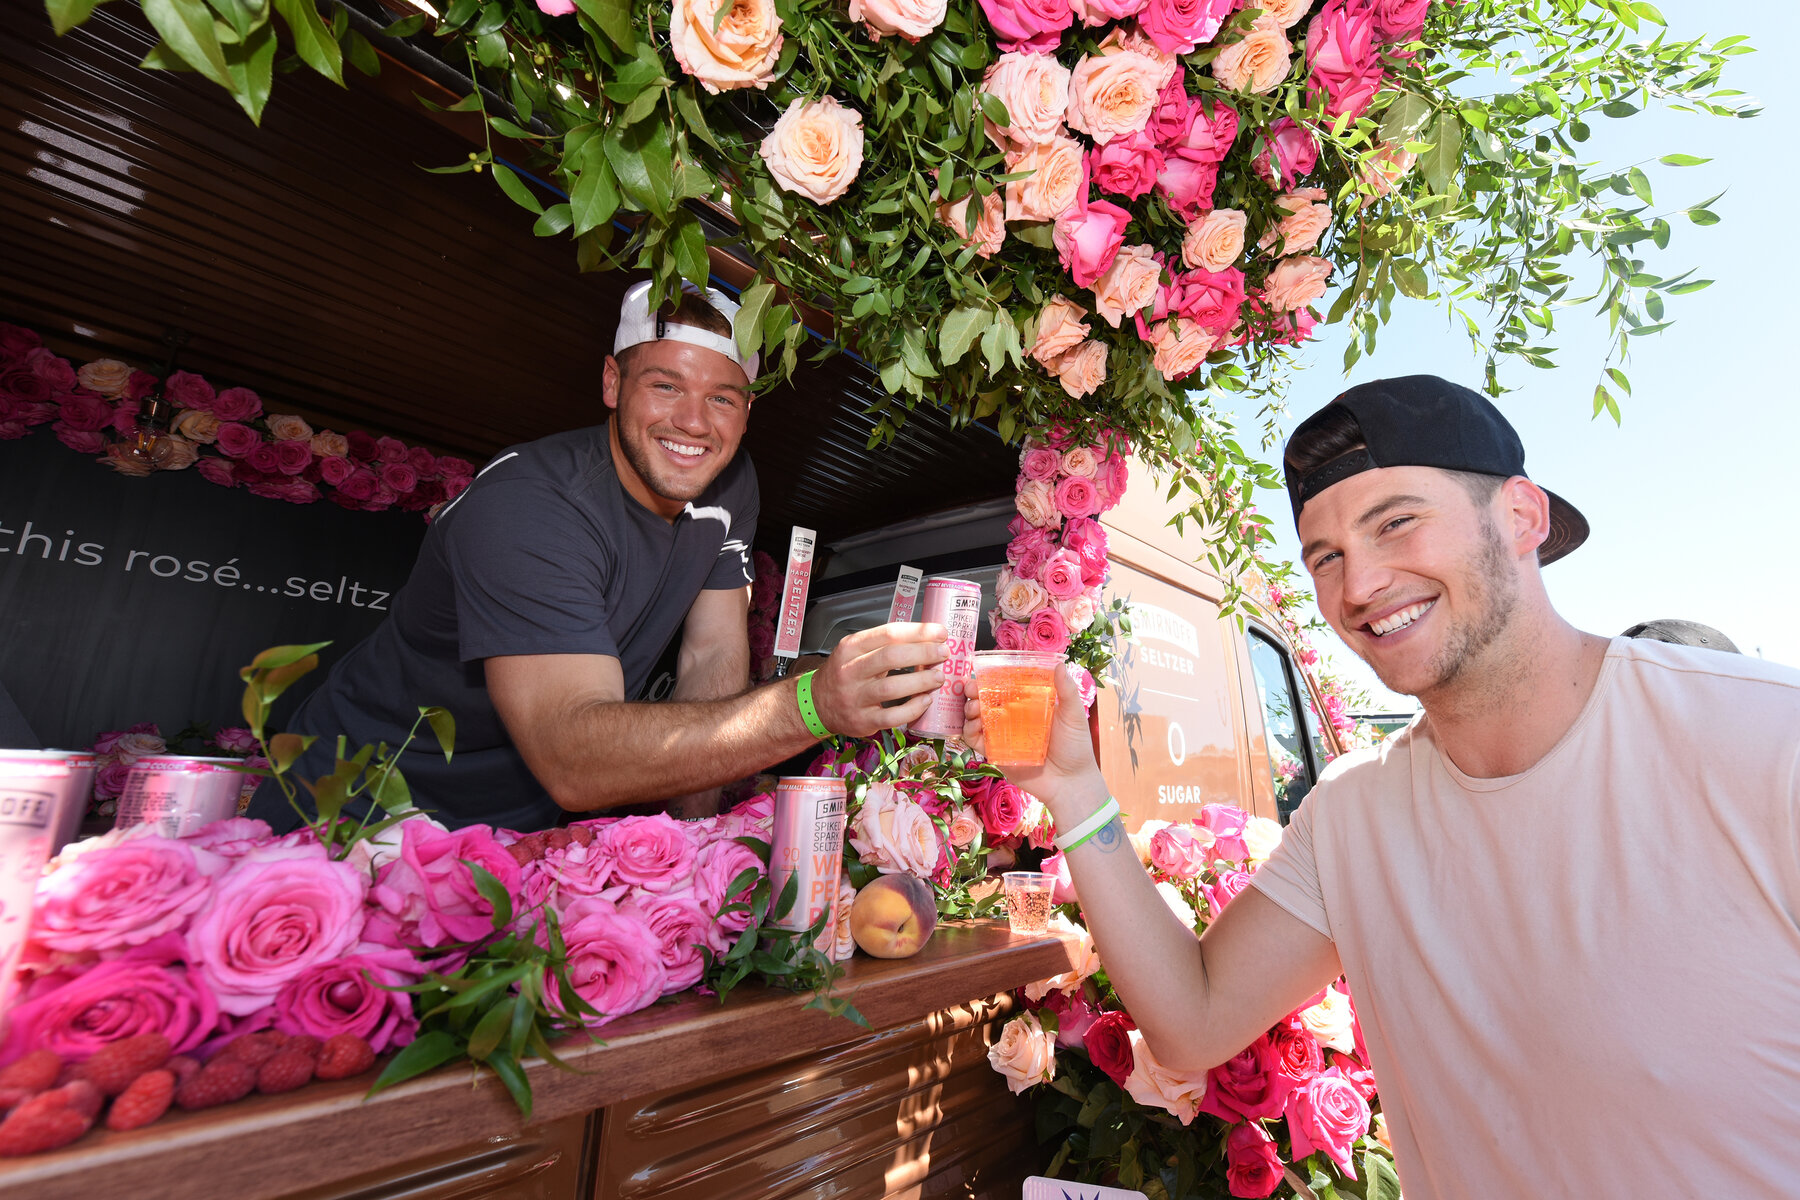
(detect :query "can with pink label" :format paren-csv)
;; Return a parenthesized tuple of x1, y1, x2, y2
(0, 753, 70, 1014)
(768, 776, 847, 951)
(114, 756, 246, 838)
(3, 750, 95, 852)
(908, 576, 983, 739)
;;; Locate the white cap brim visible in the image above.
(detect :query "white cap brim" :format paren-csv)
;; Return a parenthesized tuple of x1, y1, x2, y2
(614, 279, 759, 380)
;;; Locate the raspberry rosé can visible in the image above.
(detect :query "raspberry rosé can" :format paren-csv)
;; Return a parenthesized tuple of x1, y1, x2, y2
(0, 753, 71, 1014)
(3, 750, 95, 852)
(768, 776, 848, 951)
(908, 576, 983, 740)
(114, 755, 246, 838)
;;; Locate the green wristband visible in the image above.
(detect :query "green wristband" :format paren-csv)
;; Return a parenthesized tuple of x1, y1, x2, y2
(795, 670, 832, 741)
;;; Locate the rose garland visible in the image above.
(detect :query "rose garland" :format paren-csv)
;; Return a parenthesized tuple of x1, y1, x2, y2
(0, 324, 475, 515)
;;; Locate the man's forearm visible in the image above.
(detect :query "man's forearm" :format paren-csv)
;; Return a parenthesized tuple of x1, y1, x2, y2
(538, 678, 817, 811)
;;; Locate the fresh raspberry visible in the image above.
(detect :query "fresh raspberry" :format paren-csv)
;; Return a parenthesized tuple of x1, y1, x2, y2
(104, 1070, 175, 1132)
(544, 828, 574, 852)
(74, 1033, 170, 1097)
(255, 1051, 315, 1095)
(219, 1031, 285, 1068)
(174, 1057, 255, 1111)
(281, 1034, 322, 1062)
(0, 1104, 91, 1156)
(0, 1050, 62, 1094)
(0, 1088, 33, 1113)
(568, 824, 596, 846)
(165, 1056, 202, 1085)
(52, 1081, 103, 1120)
(313, 1034, 377, 1081)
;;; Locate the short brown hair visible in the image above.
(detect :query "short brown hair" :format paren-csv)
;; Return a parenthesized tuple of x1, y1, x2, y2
(614, 288, 733, 378)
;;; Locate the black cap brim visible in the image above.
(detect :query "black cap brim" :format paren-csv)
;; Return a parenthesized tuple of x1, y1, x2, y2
(1540, 489, 1588, 565)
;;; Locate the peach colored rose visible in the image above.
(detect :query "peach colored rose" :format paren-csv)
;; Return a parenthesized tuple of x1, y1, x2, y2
(1124, 1029, 1210, 1123)
(848, 782, 941, 876)
(154, 435, 199, 471)
(1089, 243, 1161, 327)
(1182, 208, 1247, 272)
(669, 0, 783, 94)
(1029, 296, 1091, 366)
(77, 359, 133, 398)
(947, 807, 982, 848)
(1060, 446, 1098, 477)
(1302, 984, 1357, 1053)
(1097, 23, 1177, 76)
(1243, 815, 1283, 864)
(1258, 0, 1311, 25)
(1016, 478, 1061, 528)
(848, 0, 945, 40)
(1148, 317, 1217, 380)
(761, 96, 865, 204)
(1262, 255, 1332, 311)
(1051, 339, 1108, 399)
(171, 409, 220, 444)
(1004, 135, 1084, 223)
(266, 413, 313, 442)
(1066, 49, 1170, 145)
(1024, 914, 1099, 1000)
(1358, 141, 1417, 201)
(102, 444, 154, 477)
(938, 186, 1006, 257)
(309, 430, 350, 459)
(1056, 591, 1097, 632)
(996, 565, 1051, 619)
(982, 52, 1071, 151)
(1258, 187, 1330, 253)
(988, 1012, 1057, 1094)
(1211, 14, 1291, 94)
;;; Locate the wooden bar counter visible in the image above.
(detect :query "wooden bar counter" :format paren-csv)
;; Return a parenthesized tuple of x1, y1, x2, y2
(0, 921, 1078, 1200)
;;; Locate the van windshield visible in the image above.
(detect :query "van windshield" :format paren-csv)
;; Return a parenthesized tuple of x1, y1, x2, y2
(1246, 630, 1316, 821)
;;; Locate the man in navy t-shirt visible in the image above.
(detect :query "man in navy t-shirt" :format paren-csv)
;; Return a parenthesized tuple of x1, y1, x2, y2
(253, 282, 949, 832)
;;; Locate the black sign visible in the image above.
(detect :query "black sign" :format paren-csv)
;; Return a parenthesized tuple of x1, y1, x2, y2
(0, 428, 424, 749)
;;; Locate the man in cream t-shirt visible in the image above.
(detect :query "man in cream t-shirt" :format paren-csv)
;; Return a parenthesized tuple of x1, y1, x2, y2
(965, 376, 1800, 1198)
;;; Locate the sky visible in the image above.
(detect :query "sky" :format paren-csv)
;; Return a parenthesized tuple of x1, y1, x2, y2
(1224, 0, 1796, 710)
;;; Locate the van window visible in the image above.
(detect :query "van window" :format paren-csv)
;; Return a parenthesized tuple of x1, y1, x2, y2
(1246, 630, 1316, 822)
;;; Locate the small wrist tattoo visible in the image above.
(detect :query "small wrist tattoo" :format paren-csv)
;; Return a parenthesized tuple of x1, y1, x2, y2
(1090, 818, 1124, 853)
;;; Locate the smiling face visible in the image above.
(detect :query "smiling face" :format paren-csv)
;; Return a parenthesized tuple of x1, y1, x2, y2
(1297, 465, 1546, 701)
(603, 338, 752, 520)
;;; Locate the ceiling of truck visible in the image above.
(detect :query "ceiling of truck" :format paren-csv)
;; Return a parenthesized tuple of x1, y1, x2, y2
(0, 2, 1018, 546)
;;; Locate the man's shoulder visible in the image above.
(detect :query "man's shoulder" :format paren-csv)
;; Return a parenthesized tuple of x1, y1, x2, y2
(1610, 636, 1800, 694)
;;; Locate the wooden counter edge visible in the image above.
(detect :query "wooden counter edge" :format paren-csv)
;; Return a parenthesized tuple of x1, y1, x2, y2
(0, 920, 1079, 1200)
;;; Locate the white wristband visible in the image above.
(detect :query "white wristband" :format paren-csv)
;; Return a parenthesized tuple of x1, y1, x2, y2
(1053, 795, 1121, 852)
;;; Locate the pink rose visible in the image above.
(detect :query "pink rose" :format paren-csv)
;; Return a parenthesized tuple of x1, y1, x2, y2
(976, 0, 1072, 53)
(1149, 823, 1217, 879)
(947, 806, 983, 848)
(1040, 988, 1099, 1048)
(365, 820, 522, 955)
(1040, 849, 1078, 904)
(1198, 803, 1251, 860)
(1140, 0, 1232, 54)
(1373, 0, 1429, 42)
(622, 891, 720, 992)
(693, 837, 764, 934)
(31, 837, 219, 952)
(1020, 443, 1065, 480)
(0, 323, 44, 363)
(1088, 131, 1164, 200)
(374, 435, 408, 464)
(973, 779, 1028, 839)
(214, 421, 261, 459)
(1143, 265, 1247, 335)
(1051, 339, 1109, 401)
(163, 370, 216, 411)
(337, 468, 380, 503)
(380, 461, 418, 493)
(602, 814, 699, 892)
(1060, 515, 1104, 555)
(1054, 474, 1101, 518)
(272, 948, 421, 1053)
(1201, 1033, 1293, 1122)
(980, 52, 1071, 150)
(1144, 67, 1191, 143)
(197, 457, 238, 489)
(1254, 118, 1319, 189)
(56, 393, 111, 432)
(1262, 255, 1333, 312)
(1204, 866, 1254, 919)
(0, 935, 218, 1065)
(438, 455, 474, 478)
(53, 424, 105, 455)
(1271, 1013, 1326, 1084)
(211, 386, 263, 422)
(186, 842, 368, 1014)
(318, 455, 355, 486)
(519, 839, 619, 915)
(1070, 0, 1145, 24)
(1306, 0, 1385, 121)
(1156, 153, 1219, 217)
(1038, 549, 1086, 600)
(848, 0, 946, 40)
(1026, 605, 1070, 653)
(996, 565, 1050, 620)
(248, 442, 281, 474)
(555, 896, 668, 1023)
(186, 817, 271, 858)
(274, 439, 314, 476)
(1054, 196, 1131, 289)
(1225, 1122, 1284, 1198)
(994, 619, 1028, 650)
(1084, 1009, 1135, 1084)
(1285, 1068, 1371, 1174)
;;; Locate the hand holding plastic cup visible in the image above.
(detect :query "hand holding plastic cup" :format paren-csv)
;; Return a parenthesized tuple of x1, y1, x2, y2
(1001, 871, 1056, 935)
(970, 650, 1063, 766)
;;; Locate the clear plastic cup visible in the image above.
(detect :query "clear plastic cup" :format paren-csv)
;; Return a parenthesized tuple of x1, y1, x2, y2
(972, 650, 1063, 766)
(1002, 871, 1056, 935)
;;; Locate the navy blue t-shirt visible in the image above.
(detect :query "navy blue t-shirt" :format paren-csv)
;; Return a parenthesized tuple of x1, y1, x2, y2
(251, 423, 757, 832)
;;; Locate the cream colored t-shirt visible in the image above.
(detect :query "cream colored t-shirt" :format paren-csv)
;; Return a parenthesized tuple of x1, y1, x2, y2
(1252, 638, 1800, 1198)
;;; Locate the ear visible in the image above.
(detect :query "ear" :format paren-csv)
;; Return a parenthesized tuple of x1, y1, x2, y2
(1498, 476, 1551, 561)
(602, 355, 622, 411)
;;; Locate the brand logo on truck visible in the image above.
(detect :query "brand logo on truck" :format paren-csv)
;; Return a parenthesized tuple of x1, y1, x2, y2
(1127, 603, 1200, 655)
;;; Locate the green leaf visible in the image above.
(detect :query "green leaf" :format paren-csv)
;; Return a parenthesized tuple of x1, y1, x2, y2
(1364, 1152, 1402, 1200)
(672, 212, 711, 289)
(673, 82, 720, 152)
(381, 13, 428, 36)
(486, 1050, 533, 1118)
(1627, 166, 1653, 205)
(938, 303, 988, 367)
(533, 203, 573, 236)
(141, 0, 233, 88)
(367, 1030, 463, 1097)
(734, 278, 775, 359)
(1419, 111, 1462, 196)
(1685, 207, 1720, 226)
(343, 29, 379, 77)
(604, 122, 674, 212)
(1658, 153, 1711, 167)
(266, 731, 315, 773)
(46, 0, 106, 35)
(574, 0, 633, 52)
(1377, 92, 1432, 144)
(272, 0, 343, 84)
(490, 162, 544, 215)
(421, 706, 455, 762)
(220, 20, 277, 124)
(466, 995, 515, 1062)
(568, 141, 620, 236)
(467, 862, 515, 928)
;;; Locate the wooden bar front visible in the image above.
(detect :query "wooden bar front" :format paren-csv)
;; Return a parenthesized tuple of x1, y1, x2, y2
(0, 921, 1078, 1200)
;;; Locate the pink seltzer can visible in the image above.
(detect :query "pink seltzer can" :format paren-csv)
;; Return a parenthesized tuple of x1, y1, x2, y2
(114, 755, 245, 838)
(768, 776, 847, 950)
(909, 577, 983, 739)
(4, 750, 95, 852)
(0, 753, 71, 1014)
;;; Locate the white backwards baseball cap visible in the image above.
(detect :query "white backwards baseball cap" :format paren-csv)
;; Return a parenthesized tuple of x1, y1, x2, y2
(613, 279, 758, 380)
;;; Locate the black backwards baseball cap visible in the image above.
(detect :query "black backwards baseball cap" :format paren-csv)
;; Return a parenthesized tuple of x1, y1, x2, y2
(1283, 374, 1590, 565)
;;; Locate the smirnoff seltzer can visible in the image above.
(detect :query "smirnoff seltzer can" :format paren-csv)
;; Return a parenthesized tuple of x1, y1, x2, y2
(909, 577, 983, 739)
(768, 776, 848, 950)
(114, 756, 245, 838)
(0, 753, 70, 1015)
(3, 750, 95, 852)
